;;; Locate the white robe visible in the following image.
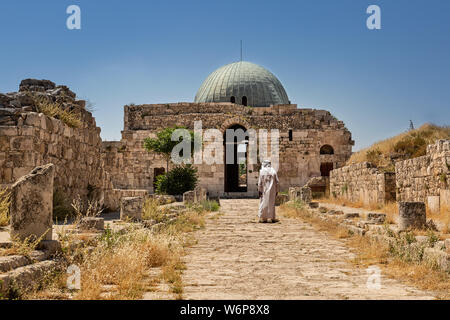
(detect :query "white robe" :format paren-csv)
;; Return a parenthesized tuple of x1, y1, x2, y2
(258, 165, 279, 220)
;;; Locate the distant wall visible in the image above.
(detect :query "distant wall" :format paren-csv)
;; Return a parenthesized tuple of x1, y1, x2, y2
(330, 162, 396, 205)
(395, 139, 450, 205)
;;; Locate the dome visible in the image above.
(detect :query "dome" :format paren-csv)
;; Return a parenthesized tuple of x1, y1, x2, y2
(194, 61, 289, 107)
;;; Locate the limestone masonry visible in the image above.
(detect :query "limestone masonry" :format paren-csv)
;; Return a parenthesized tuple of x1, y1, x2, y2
(330, 162, 396, 206)
(102, 103, 354, 197)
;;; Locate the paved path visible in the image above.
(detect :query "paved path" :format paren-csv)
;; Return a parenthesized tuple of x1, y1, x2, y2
(182, 199, 434, 300)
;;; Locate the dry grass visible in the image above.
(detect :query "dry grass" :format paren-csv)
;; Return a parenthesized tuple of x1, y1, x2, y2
(33, 95, 81, 128)
(24, 200, 214, 300)
(74, 228, 182, 300)
(279, 202, 450, 299)
(348, 123, 450, 170)
(0, 188, 10, 227)
(0, 232, 49, 257)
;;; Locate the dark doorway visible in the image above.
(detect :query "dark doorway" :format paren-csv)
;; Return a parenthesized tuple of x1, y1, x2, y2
(224, 124, 248, 192)
(230, 96, 236, 103)
(320, 162, 333, 177)
(241, 96, 247, 106)
(153, 167, 165, 190)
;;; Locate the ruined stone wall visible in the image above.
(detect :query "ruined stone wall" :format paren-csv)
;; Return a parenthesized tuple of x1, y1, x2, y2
(329, 162, 396, 205)
(103, 103, 353, 197)
(395, 139, 450, 204)
(0, 80, 112, 207)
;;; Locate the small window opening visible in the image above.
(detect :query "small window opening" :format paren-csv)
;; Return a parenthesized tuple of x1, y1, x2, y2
(230, 96, 236, 103)
(289, 130, 293, 141)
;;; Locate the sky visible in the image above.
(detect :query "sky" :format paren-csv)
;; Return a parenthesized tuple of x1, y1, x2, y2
(0, 0, 449, 151)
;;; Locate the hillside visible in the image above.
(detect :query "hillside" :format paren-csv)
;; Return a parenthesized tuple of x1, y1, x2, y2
(347, 123, 450, 172)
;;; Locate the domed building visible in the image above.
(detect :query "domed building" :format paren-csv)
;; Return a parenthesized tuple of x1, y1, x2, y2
(194, 61, 290, 107)
(103, 61, 354, 199)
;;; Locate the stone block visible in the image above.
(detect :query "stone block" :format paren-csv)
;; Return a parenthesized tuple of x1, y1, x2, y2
(275, 194, 289, 206)
(367, 213, 386, 224)
(427, 196, 440, 214)
(78, 217, 104, 231)
(120, 196, 143, 221)
(344, 213, 359, 219)
(308, 202, 319, 209)
(10, 164, 54, 241)
(423, 247, 450, 272)
(398, 202, 426, 231)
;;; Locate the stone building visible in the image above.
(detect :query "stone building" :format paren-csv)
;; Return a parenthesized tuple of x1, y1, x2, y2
(102, 61, 354, 198)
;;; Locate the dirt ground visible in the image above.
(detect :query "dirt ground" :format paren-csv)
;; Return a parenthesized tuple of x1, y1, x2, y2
(181, 199, 434, 300)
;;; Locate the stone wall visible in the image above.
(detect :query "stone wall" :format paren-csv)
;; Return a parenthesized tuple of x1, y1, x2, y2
(0, 80, 113, 208)
(103, 103, 354, 197)
(330, 162, 396, 206)
(395, 139, 450, 207)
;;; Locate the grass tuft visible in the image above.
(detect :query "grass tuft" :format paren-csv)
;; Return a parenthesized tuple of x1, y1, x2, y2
(0, 188, 10, 227)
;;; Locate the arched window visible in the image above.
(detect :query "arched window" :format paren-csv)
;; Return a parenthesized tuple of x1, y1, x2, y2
(242, 96, 247, 106)
(230, 96, 236, 103)
(320, 145, 334, 155)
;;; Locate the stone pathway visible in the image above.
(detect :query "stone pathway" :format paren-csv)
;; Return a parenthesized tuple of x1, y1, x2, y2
(182, 199, 434, 300)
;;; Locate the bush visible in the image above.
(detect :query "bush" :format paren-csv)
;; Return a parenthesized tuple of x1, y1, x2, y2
(155, 165, 198, 195)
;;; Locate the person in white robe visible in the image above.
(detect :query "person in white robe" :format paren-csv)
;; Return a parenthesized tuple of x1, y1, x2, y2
(258, 160, 279, 223)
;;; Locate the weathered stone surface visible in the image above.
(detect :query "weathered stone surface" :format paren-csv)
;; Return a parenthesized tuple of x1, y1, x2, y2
(308, 202, 319, 209)
(10, 164, 54, 241)
(330, 162, 396, 206)
(79, 217, 104, 231)
(120, 196, 143, 221)
(398, 202, 426, 231)
(343, 213, 359, 219)
(289, 186, 312, 203)
(427, 196, 440, 214)
(275, 194, 289, 206)
(0, 259, 60, 295)
(396, 140, 450, 202)
(183, 186, 208, 204)
(367, 213, 386, 224)
(423, 247, 450, 272)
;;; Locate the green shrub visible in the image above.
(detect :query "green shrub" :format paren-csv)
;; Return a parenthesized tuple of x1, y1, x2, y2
(155, 165, 198, 195)
(200, 200, 219, 212)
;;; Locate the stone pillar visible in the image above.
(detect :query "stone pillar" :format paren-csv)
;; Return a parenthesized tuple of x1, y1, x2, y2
(10, 164, 54, 241)
(120, 196, 143, 221)
(300, 186, 312, 203)
(398, 201, 426, 231)
(427, 196, 440, 214)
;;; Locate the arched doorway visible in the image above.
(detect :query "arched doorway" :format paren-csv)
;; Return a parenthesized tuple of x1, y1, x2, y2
(224, 124, 248, 192)
(241, 96, 247, 106)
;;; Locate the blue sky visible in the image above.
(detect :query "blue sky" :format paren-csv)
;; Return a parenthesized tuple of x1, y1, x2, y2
(0, 0, 449, 150)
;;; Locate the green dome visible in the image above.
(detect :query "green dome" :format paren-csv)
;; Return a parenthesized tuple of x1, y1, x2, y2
(194, 61, 290, 107)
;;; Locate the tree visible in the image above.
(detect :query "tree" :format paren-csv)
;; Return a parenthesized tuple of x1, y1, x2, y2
(143, 126, 198, 171)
